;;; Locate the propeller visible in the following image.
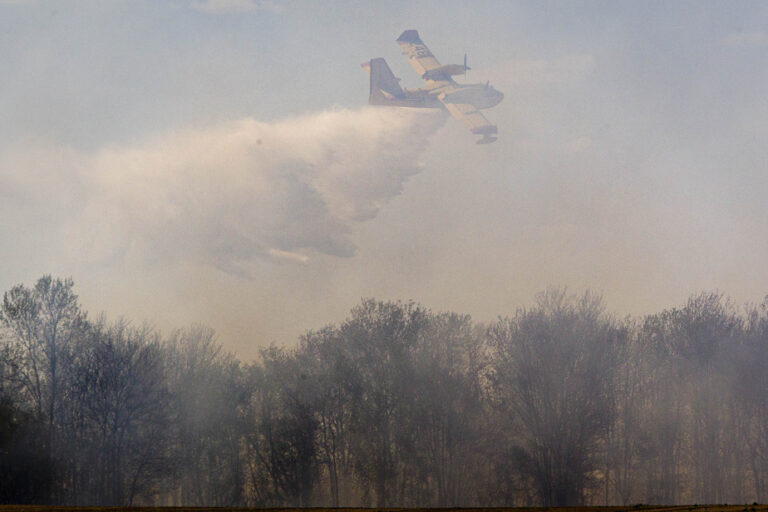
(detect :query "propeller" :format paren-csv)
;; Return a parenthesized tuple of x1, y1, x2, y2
(463, 53, 471, 79)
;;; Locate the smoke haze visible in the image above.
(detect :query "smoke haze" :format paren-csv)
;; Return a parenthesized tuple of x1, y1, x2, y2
(6, 2, 768, 508)
(2, 1, 768, 355)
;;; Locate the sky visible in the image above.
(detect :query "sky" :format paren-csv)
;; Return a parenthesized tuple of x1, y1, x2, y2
(1, 0, 767, 358)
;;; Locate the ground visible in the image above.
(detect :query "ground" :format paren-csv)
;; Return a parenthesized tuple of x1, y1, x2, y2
(1, 506, 767, 512)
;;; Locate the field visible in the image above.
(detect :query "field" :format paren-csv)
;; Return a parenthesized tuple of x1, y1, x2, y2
(0, 506, 767, 512)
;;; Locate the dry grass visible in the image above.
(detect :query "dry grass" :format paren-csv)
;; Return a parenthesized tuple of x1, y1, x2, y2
(0, 506, 767, 512)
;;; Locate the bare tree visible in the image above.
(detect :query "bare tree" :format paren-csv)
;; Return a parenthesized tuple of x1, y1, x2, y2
(489, 289, 625, 506)
(165, 326, 246, 506)
(640, 292, 742, 503)
(406, 312, 487, 506)
(339, 299, 427, 507)
(299, 326, 355, 506)
(245, 346, 319, 506)
(732, 298, 768, 502)
(0, 275, 86, 501)
(70, 318, 171, 505)
(5, 275, 768, 507)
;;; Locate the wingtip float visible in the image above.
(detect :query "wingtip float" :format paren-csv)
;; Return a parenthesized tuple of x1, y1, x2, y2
(364, 30, 503, 144)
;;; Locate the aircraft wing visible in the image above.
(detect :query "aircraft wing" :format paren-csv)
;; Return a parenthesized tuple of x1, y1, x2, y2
(396, 30, 446, 84)
(396, 29, 499, 143)
(440, 99, 498, 143)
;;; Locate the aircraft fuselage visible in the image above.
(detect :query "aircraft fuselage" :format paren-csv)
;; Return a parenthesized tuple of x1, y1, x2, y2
(439, 83, 504, 109)
(404, 81, 504, 111)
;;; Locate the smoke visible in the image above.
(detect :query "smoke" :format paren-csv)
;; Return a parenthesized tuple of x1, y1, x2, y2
(0, 107, 444, 276)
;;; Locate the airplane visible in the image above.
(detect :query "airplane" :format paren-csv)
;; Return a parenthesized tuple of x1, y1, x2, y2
(362, 30, 504, 144)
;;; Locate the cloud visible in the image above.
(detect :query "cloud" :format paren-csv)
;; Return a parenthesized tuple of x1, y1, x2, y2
(190, 0, 280, 14)
(0, 107, 444, 276)
(722, 31, 766, 47)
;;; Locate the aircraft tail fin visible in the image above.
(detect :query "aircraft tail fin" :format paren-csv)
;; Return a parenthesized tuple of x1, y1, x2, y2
(363, 58, 406, 105)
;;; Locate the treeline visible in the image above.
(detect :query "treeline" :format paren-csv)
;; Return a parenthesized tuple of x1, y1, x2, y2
(2, 276, 768, 506)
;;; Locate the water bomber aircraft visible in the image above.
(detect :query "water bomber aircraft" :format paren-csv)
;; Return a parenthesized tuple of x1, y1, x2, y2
(363, 30, 504, 144)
